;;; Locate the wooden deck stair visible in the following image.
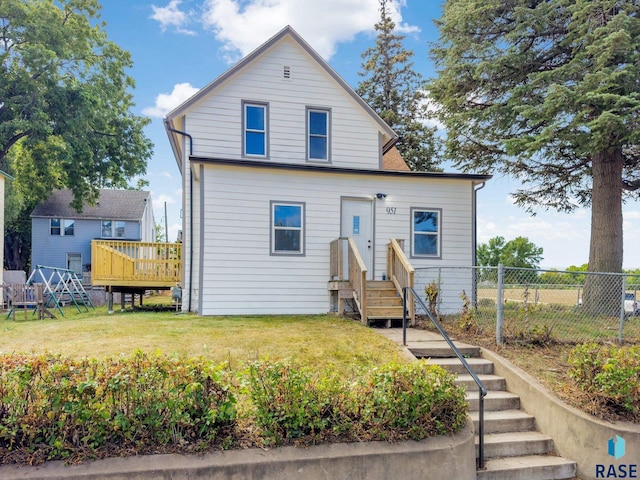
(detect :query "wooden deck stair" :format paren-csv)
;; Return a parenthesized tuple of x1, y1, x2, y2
(365, 280, 405, 321)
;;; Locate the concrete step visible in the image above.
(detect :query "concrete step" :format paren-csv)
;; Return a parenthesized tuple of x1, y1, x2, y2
(467, 390, 520, 411)
(477, 455, 577, 480)
(470, 409, 536, 434)
(479, 431, 554, 458)
(425, 357, 494, 375)
(410, 342, 481, 358)
(456, 374, 506, 391)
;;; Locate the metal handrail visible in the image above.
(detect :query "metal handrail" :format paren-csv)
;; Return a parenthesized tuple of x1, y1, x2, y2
(402, 287, 487, 470)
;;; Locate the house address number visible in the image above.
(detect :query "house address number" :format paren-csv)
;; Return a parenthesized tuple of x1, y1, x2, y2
(386, 207, 397, 215)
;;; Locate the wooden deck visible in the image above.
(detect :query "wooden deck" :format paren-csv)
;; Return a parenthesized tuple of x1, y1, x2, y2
(91, 240, 182, 288)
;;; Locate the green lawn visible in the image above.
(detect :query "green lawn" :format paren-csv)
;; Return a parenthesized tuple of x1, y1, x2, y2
(0, 306, 405, 376)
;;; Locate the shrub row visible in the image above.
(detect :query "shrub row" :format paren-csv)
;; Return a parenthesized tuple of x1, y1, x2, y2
(568, 343, 640, 419)
(0, 353, 468, 465)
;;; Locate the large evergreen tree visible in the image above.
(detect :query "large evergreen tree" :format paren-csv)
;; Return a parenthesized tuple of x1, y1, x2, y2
(429, 0, 640, 312)
(1, 0, 152, 269)
(357, 0, 439, 171)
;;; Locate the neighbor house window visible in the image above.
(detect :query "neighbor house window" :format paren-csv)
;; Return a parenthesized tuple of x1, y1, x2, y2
(271, 201, 305, 255)
(50, 219, 74, 236)
(307, 108, 330, 161)
(66, 253, 82, 274)
(101, 220, 126, 238)
(411, 208, 441, 258)
(243, 102, 267, 157)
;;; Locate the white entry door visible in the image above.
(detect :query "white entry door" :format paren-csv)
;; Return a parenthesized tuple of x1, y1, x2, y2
(341, 198, 373, 279)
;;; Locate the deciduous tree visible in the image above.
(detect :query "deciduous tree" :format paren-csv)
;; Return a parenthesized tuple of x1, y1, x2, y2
(1, 0, 152, 269)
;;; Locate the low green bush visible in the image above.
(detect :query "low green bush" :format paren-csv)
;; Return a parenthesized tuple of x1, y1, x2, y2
(0, 352, 237, 463)
(568, 343, 640, 419)
(0, 354, 468, 465)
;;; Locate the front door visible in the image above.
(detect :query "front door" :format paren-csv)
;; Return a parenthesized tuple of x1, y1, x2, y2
(341, 198, 373, 279)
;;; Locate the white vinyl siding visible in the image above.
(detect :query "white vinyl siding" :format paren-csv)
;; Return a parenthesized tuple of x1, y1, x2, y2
(196, 163, 475, 315)
(184, 38, 383, 169)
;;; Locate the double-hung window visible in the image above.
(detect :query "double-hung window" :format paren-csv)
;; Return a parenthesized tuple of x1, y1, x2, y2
(411, 208, 441, 258)
(50, 219, 74, 236)
(271, 201, 305, 255)
(307, 108, 329, 161)
(244, 102, 267, 157)
(101, 220, 126, 238)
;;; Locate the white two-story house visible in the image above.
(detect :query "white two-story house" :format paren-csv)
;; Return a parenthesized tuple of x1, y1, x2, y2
(164, 26, 490, 319)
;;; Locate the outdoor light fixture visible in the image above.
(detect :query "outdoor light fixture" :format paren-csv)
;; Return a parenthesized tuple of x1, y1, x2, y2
(376, 193, 387, 199)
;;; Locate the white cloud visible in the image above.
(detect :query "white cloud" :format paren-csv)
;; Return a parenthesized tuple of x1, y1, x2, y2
(143, 83, 200, 118)
(151, 0, 196, 35)
(152, 193, 177, 210)
(201, 0, 416, 62)
(160, 171, 173, 180)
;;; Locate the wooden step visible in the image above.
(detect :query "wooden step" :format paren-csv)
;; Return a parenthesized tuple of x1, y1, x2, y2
(366, 306, 405, 319)
(477, 455, 576, 480)
(366, 296, 402, 306)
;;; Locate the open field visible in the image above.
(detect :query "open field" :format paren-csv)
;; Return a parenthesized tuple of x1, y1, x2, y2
(0, 307, 405, 375)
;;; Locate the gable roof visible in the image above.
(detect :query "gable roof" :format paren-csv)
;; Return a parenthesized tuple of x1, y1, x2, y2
(31, 189, 151, 221)
(382, 146, 410, 171)
(164, 25, 398, 161)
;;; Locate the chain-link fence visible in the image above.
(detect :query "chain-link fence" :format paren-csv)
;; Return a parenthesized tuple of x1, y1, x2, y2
(413, 266, 640, 344)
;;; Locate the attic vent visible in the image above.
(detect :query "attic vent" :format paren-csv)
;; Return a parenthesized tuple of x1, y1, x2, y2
(283, 65, 291, 79)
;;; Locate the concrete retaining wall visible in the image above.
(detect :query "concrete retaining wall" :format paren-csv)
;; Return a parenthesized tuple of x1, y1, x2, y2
(482, 348, 640, 480)
(0, 421, 476, 480)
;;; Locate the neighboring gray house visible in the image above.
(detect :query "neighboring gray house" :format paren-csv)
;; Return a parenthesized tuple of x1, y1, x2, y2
(30, 189, 156, 274)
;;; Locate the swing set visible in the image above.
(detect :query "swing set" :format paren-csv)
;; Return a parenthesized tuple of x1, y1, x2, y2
(19, 265, 96, 317)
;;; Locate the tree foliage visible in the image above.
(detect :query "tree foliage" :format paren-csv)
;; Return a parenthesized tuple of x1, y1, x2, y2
(429, 0, 640, 277)
(357, 0, 440, 171)
(477, 236, 544, 270)
(0, 0, 152, 269)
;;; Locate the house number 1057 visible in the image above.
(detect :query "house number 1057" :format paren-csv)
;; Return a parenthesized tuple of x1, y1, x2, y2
(386, 207, 397, 215)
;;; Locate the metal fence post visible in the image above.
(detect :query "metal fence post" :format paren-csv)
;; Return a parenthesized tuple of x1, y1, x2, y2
(619, 274, 627, 344)
(496, 263, 504, 345)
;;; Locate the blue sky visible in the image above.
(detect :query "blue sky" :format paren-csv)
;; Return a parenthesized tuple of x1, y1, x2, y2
(98, 0, 640, 269)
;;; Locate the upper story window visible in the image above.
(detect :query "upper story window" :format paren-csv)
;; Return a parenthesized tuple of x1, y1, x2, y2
(411, 208, 441, 258)
(101, 220, 126, 238)
(50, 218, 74, 236)
(307, 108, 330, 162)
(243, 102, 268, 157)
(270, 201, 305, 255)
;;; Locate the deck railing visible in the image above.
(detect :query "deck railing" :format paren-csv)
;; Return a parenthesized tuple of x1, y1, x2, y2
(329, 237, 348, 280)
(348, 238, 368, 324)
(91, 240, 182, 287)
(388, 239, 415, 323)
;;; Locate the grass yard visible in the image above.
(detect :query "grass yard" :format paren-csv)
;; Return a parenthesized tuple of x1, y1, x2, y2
(0, 306, 405, 376)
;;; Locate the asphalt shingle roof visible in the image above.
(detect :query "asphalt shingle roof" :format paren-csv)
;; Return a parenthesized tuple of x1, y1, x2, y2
(30, 189, 151, 221)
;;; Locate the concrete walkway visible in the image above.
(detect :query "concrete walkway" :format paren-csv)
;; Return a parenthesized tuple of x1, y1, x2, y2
(374, 327, 478, 360)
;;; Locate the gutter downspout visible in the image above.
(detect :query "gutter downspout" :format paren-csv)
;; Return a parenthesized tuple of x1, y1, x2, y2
(473, 181, 486, 310)
(165, 125, 194, 312)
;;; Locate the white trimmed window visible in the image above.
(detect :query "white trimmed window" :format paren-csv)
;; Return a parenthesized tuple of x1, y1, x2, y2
(50, 219, 74, 236)
(101, 220, 126, 238)
(244, 102, 267, 157)
(271, 202, 305, 255)
(411, 208, 441, 258)
(307, 108, 329, 161)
